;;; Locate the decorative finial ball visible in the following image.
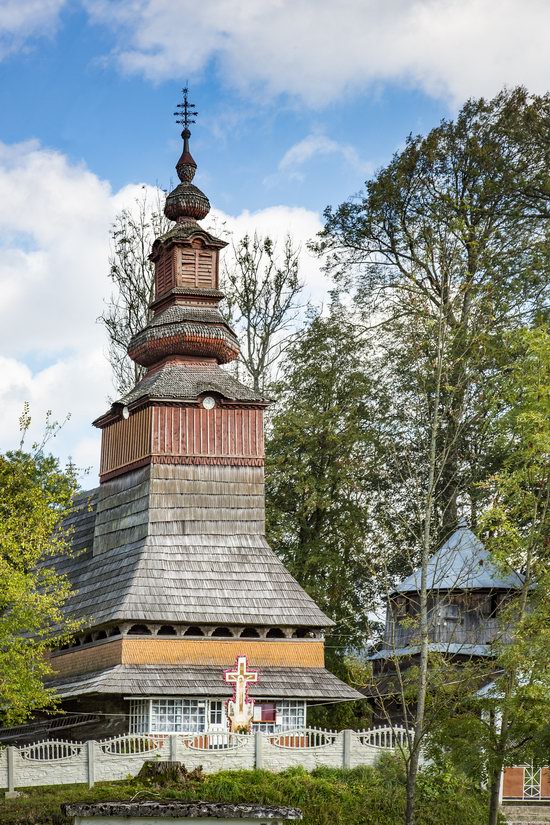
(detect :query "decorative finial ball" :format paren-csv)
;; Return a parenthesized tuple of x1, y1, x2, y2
(164, 183, 210, 222)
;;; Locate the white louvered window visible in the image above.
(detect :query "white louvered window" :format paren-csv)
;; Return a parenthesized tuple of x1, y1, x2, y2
(129, 699, 149, 733)
(150, 699, 206, 733)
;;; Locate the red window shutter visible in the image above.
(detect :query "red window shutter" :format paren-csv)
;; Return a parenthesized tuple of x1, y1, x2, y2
(260, 703, 276, 723)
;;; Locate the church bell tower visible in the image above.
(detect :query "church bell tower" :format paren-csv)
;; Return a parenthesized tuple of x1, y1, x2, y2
(94, 90, 266, 484)
(43, 91, 360, 741)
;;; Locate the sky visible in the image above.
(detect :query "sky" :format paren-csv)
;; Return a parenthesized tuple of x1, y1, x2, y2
(1, 0, 549, 484)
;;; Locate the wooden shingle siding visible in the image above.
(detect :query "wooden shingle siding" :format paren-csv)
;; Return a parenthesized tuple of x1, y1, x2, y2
(50, 639, 123, 678)
(49, 638, 324, 679)
(93, 468, 151, 555)
(51, 464, 332, 628)
(121, 638, 324, 668)
(153, 464, 264, 483)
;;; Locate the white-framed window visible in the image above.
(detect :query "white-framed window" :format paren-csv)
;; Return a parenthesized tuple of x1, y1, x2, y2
(278, 700, 306, 730)
(129, 699, 149, 734)
(252, 700, 307, 733)
(150, 699, 206, 733)
(209, 700, 224, 727)
(128, 698, 223, 733)
(128, 697, 306, 734)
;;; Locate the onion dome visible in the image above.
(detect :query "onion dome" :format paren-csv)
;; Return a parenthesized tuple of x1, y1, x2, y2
(164, 182, 210, 223)
(164, 103, 210, 223)
(127, 305, 240, 367)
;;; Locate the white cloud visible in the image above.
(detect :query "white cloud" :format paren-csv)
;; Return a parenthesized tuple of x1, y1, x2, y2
(0, 141, 326, 484)
(0, 0, 66, 59)
(210, 204, 326, 302)
(0, 140, 123, 485)
(276, 134, 372, 182)
(84, 0, 550, 107)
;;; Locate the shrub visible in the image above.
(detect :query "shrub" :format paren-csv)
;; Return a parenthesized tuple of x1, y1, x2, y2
(0, 760, 494, 825)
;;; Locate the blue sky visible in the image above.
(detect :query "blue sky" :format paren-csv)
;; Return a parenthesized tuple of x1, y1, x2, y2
(0, 0, 547, 482)
(0, 5, 446, 210)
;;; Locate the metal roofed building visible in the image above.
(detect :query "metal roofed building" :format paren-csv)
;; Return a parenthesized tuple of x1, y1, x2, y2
(364, 519, 525, 726)
(38, 92, 361, 741)
(366, 522, 550, 804)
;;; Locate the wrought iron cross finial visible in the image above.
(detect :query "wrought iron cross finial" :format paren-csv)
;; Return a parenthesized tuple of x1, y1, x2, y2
(174, 86, 198, 130)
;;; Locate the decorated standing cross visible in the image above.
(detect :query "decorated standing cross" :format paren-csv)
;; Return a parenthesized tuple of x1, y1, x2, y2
(224, 656, 259, 732)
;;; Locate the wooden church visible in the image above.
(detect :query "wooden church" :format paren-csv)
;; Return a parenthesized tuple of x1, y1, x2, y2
(41, 93, 361, 740)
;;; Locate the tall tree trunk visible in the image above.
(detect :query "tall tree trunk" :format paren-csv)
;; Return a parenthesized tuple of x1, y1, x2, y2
(404, 310, 445, 825)
(487, 767, 502, 825)
(488, 709, 509, 825)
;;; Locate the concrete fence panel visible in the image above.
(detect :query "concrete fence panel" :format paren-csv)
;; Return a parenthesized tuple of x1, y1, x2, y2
(13, 740, 88, 788)
(93, 736, 170, 783)
(1, 726, 411, 792)
(0, 748, 8, 790)
(262, 729, 343, 773)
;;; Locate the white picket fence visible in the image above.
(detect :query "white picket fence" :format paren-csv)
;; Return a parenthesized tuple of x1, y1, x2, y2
(0, 726, 411, 793)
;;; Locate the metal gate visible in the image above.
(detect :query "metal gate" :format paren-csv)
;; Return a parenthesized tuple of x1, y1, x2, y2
(523, 766, 542, 800)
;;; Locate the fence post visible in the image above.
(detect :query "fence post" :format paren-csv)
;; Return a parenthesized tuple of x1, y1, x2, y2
(86, 740, 95, 789)
(342, 729, 352, 770)
(169, 735, 178, 762)
(5, 746, 18, 798)
(254, 731, 263, 770)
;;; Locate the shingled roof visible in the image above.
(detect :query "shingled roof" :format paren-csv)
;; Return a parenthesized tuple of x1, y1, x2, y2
(47, 664, 362, 702)
(53, 466, 333, 628)
(113, 361, 265, 409)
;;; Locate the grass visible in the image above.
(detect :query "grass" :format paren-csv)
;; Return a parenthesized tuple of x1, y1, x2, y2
(0, 758, 497, 825)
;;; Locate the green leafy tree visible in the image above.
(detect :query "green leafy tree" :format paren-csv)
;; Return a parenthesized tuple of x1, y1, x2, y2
(266, 307, 384, 649)
(266, 305, 384, 727)
(315, 87, 550, 825)
(317, 87, 550, 543)
(0, 407, 80, 725)
(430, 327, 550, 825)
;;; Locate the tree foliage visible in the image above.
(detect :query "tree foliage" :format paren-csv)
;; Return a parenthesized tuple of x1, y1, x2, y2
(0, 407, 80, 725)
(430, 327, 550, 825)
(222, 233, 305, 393)
(317, 87, 550, 542)
(312, 87, 550, 824)
(99, 189, 171, 396)
(266, 306, 383, 654)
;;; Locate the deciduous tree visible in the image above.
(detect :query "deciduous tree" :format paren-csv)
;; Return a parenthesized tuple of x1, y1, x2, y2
(221, 232, 305, 393)
(99, 189, 171, 396)
(0, 407, 80, 725)
(266, 305, 383, 654)
(432, 327, 550, 825)
(317, 87, 550, 543)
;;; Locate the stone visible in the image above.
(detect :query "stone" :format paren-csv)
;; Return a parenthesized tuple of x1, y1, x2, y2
(62, 800, 303, 821)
